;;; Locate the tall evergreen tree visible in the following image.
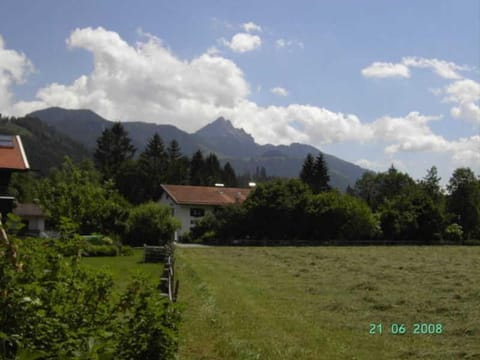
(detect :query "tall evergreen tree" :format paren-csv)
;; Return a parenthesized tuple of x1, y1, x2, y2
(166, 139, 188, 184)
(204, 153, 222, 185)
(300, 153, 315, 188)
(222, 162, 237, 187)
(94, 122, 136, 180)
(447, 167, 480, 240)
(312, 153, 330, 193)
(138, 133, 167, 201)
(189, 150, 205, 186)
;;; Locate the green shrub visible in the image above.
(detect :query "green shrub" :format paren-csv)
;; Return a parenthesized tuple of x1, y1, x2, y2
(444, 223, 464, 243)
(125, 202, 180, 246)
(83, 244, 119, 257)
(0, 236, 179, 359)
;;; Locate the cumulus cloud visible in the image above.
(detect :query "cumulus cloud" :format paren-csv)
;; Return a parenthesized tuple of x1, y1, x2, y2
(270, 87, 288, 96)
(221, 33, 262, 53)
(243, 22, 262, 33)
(361, 62, 410, 78)
(362, 56, 469, 80)
(442, 79, 480, 124)
(402, 57, 468, 80)
(0, 34, 34, 111)
(13, 27, 250, 131)
(4, 28, 478, 171)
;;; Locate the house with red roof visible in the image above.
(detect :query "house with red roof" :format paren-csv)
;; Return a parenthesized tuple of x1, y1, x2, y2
(0, 134, 30, 221)
(159, 184, 252, 240)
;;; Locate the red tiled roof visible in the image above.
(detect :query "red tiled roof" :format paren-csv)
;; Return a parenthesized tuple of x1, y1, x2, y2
(0, 135, 30, 170)
(13, 203, 45, 217)
(161, 184, 252, 206)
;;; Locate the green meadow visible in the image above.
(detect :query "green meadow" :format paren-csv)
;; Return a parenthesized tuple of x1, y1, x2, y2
(176, 246, 480, 360)
(81, 249, 163, 292)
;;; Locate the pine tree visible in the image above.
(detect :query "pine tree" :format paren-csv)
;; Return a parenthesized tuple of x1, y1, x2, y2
(189, 150, 205, 185)
(204, 153, 222, 185)
(138, 133, 167, 201)
(312, 153, 330, 193)
(166, 139, 188, 184)
(94, 122, 136, 180)
(300, 153, 315, 188)
(222, 162, 237, 187)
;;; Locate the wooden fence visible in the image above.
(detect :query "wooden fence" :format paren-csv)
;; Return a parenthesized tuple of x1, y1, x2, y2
(143, 243, 178, 302)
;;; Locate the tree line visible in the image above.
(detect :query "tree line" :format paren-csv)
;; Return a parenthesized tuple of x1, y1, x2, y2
(190, 154, 480, 244)
(93, 123, 238, 203)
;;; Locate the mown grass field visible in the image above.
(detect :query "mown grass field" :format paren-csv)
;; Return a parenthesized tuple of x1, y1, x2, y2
(176, 246, 480, 360)
(81, 249, 163, 292)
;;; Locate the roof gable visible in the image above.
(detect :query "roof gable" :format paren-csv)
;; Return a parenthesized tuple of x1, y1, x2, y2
(0, 135, 30, 170)
(161, 184, 252, 206)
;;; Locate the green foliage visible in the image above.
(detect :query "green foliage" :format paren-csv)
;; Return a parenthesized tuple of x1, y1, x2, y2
(444, 223, 463, 243)
(222, 162, 237, 187)
(306, 192, 379, 242)
(125, 202, 180, 246)
(300, 153, 331, 193)
(191, 180, 377, 244)
(378, 188, 444, 242)
(446, 167, 480, 240)
(352, 166, 415, 211)
(137, 133, 168, 202)
(243, 179, 311, 240)
(94, 123, 136, 181)
(37, 157, 130, 236)
(165, 140, 189, 185)
(0, 237, 179, 359)
(7, 173, 39, 203)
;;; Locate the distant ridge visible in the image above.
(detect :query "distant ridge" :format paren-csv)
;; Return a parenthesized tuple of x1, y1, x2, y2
(28, 107, 368, 190)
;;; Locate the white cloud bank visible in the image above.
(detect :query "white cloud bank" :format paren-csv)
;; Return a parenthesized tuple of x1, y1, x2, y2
(1, 28, 478, 171)
(362, 56, 469, 80)
(362, 56, 479, 125)
(0, 34, 33, 111)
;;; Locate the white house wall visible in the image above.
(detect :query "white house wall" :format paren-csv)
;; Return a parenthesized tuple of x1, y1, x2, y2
(159, 192, 213, 240)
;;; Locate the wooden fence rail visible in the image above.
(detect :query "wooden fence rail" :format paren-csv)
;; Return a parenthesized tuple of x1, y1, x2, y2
(143, 244, 178, 302)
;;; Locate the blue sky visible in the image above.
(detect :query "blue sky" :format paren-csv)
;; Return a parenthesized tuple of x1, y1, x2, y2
(0, 0, 478, 184)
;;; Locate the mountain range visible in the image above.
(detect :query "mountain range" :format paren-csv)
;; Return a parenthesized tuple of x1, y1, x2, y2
(28, 107, 368, 190)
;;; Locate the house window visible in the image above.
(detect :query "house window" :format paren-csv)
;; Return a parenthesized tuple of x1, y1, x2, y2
(190, 208, 205, 217)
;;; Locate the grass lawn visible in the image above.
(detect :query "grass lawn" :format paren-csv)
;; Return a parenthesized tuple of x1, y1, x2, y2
(81, 249, 163, 292)
(177, 246, 480, 360)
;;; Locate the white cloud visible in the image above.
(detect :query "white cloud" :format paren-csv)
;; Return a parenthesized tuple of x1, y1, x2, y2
(271, 87, 288, 97)
(402, 57, 468, 80)
(361, 62, 410, 78)
(0, 34, 34, 111)
(368, 112, 447, 154)
(275, 38, 304, 50)
(221, 33, 262, 53)
(362, 56, 470, 80)
(243, 22, 262, 33)
(442, 79, 480, 124)
(4, 28, 478, 171)
(13, 27, 249, 131)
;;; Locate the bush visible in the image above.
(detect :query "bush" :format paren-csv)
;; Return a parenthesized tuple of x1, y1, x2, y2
(444, 223, 463, 243)
(125, 202, 180, 246)
(83, 244, 119, 257)
(0, 236, 179, 359)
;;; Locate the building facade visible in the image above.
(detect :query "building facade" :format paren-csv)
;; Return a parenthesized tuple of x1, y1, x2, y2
(159, 184, 251, 241)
